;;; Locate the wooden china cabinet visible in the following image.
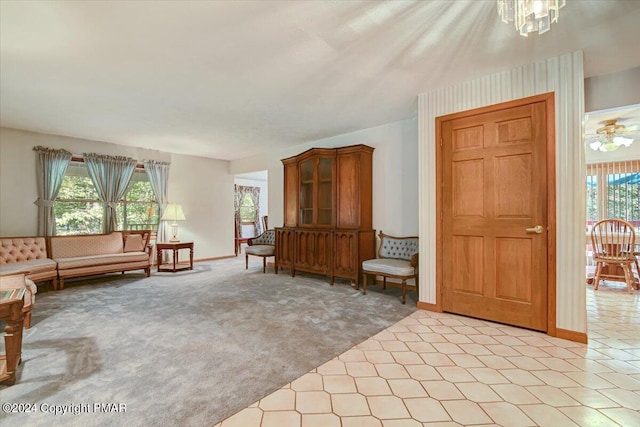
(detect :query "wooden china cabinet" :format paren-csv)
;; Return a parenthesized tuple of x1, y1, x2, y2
(275, 144, 375, 287)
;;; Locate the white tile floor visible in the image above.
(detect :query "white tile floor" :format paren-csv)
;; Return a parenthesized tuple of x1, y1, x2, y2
(216, 281, 640, 427)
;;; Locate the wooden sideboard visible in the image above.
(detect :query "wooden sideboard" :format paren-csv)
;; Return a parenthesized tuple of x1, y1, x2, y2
(275, 144, 375, 287)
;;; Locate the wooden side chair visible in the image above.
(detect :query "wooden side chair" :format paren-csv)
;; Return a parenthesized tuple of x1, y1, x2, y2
(361, 231, 419, 304)
(590, 218, 638, 293)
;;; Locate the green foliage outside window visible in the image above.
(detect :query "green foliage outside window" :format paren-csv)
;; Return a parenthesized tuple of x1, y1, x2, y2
(239, 193, 256, 222)
(54, 165, 159, 235)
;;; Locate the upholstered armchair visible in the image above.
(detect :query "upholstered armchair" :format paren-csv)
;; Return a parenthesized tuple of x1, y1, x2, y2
(0, 272, 37, 329)
(245, 230, 276, 273)
(361, 231, 419, 304)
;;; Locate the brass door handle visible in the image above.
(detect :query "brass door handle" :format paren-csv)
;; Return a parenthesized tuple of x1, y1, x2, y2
(526, 225, 544, 234)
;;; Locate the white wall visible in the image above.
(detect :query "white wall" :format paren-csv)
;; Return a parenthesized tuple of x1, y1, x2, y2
(230, 118, 419, 237)
(585, 66, 640, 113)
(0, 127, 234, 259)
(418, 51, 586, 335)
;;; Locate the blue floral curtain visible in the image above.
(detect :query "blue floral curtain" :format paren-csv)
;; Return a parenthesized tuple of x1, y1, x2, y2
(33, 146, 72, 236)
(83, 152, 137, 233)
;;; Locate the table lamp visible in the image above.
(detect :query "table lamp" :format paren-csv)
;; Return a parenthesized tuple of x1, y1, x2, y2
(161, 203, 186, 242)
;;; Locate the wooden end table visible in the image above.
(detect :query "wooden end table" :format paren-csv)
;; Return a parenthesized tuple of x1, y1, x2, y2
(157, 241, 194, 272)
(0, 287, 26, 386)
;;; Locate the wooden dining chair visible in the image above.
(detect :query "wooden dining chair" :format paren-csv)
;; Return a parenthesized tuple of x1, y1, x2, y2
(590, 219, 638, 293)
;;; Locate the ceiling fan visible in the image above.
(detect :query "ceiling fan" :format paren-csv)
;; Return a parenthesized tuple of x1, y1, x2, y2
(587, 118, 639, 152)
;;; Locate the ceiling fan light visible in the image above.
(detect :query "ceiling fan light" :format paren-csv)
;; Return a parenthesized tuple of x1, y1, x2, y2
(589, 140, 602, 151)
(613, 136, 633, 147)
(601, 141, 620, 152)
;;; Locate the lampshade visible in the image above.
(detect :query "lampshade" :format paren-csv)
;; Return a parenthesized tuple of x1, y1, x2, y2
(161, 203, 186, 221)
(161, 203, 186, 242)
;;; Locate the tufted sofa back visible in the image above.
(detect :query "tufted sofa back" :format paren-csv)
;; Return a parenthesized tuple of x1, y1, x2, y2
(378, 232, 418, 261)
(0, 237, 49, 264)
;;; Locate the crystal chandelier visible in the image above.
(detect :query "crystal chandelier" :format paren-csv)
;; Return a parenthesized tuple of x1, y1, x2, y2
(497, 0, 566, 37)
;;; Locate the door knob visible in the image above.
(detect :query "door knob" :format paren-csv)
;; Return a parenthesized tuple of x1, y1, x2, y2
(525, 225, 544, 234)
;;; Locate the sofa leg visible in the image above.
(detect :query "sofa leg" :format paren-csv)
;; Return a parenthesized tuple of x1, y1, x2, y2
(262, 257, 266, 274)
(58, 278, 64, 290)
(401, 279, 407, 304)
(362, 273, 368, 295)
(245, 254, 249, 270)
(145, 267, 151, 277)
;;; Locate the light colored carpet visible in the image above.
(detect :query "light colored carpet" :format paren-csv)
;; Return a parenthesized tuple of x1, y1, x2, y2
(0, 256, 416, 426)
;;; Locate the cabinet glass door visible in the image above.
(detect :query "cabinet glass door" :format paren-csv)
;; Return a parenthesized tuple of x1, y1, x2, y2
(299, 159, 313, 225)
(317, 157, 333, 225)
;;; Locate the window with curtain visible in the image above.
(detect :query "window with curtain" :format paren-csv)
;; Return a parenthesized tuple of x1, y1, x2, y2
(116, 169, 159, 231)
(586, 160, 640, 230)
(54, 160, 159, 235)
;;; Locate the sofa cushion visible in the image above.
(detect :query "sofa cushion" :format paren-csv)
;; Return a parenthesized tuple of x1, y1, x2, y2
(0, 258, 57, 275)
(55, 251, 149, 270)
(124, 234, 144, 252)
(49, 232, 124, 258)
(245, 245, 275, 256)
(362, 258, 415, 277)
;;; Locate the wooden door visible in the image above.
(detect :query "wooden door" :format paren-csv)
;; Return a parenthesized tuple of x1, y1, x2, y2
(295, 230, 332, 275)
(275, 228, 295, 274)
(441, 98, 550, 331)
(333, 231, 357, 282)
(283, 160, 298, 227)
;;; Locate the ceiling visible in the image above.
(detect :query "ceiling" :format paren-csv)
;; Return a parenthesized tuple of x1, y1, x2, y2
(2, 1, 640, 161)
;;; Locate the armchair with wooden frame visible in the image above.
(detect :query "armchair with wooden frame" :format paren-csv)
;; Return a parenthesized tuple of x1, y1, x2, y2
(361, 231, 419, 304)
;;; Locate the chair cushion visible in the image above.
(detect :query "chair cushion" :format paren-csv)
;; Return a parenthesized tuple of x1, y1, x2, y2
(362, 258, 415, 277)
(245, 245, 275, 256)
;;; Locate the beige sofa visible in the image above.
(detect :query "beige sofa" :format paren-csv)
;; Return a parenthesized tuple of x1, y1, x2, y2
(0, 236, 58, 288)
(48, 231, 152, 290)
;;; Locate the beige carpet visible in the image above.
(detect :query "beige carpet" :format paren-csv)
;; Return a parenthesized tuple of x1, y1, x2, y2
(0, 256, 416, 426)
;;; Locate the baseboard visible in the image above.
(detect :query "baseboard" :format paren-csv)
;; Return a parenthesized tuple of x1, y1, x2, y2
(195, 255, 237, 262)
(554, 327, 588, 344)
(152, 254, 236, 267)
(417, 301, 442, 312)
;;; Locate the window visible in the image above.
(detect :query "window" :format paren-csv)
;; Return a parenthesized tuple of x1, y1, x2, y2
(586, 161, 640, 231)
(116, 170, 159, 231)
(239, 192, 256, 222)
(54, 161, 159, 235)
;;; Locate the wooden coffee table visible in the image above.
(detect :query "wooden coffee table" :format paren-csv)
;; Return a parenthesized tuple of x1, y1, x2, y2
(157, 241, 194, 272)
(0, 287, 26, 386)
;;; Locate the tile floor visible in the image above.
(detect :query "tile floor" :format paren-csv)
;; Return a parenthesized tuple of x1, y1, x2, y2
(216, 281, 640, 427)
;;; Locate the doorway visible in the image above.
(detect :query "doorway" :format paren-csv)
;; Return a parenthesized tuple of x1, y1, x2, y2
(234, 170, 268, 255)
(436, 93, 556, 332)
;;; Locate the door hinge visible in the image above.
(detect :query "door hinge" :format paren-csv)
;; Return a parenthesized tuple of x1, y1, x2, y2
(440, 211, 443, 220)
(440, 138, 443, 147)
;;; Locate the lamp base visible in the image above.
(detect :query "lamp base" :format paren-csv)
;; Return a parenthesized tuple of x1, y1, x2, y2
(169, 223, 180, 243)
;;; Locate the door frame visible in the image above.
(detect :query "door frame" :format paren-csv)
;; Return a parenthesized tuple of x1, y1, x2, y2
(435, 92, 557, 336)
